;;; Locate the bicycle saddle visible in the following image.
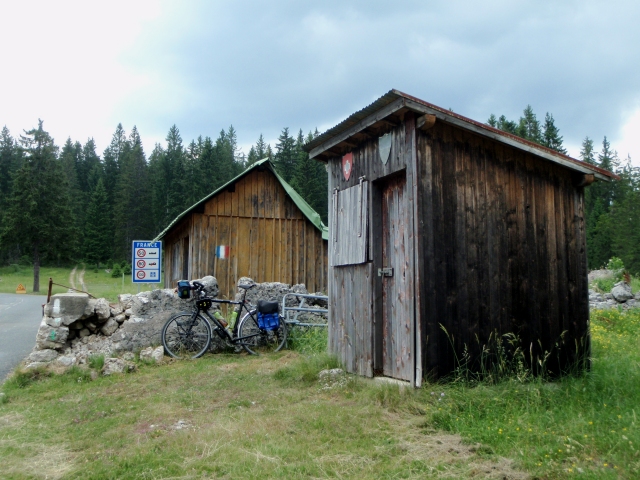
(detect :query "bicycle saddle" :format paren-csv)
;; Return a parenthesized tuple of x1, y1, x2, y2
(238, 283, 256, 290)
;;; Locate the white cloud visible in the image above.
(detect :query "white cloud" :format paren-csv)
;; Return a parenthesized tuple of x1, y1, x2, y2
(0, 0, 160, 149)
(614, 105, 640, 165)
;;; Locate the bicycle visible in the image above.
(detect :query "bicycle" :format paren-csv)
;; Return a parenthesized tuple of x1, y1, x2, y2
(161, 280, 287, 358)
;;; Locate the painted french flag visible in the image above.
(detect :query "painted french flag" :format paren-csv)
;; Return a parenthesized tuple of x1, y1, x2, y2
(216, 245, 229, 259)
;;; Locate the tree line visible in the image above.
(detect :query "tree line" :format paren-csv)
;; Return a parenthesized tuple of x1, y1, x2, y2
(1, 107, 637, 291)
(0, 121, 327, 291)
(488, 106, 639, 275)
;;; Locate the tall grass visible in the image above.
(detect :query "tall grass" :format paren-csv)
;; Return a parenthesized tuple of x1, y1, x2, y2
(1, 303, 638, 477)
(286, 325, 328, 354)
(419, 308, 640, 478)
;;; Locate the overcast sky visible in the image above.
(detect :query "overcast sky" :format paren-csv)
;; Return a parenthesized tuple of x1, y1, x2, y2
(2, 1, 639, 167)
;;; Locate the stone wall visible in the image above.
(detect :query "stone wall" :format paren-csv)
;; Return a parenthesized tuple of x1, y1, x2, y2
(24, 276, 318, 370)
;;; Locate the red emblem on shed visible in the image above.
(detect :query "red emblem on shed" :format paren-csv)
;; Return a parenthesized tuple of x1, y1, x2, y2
(342, 153, 353, 181)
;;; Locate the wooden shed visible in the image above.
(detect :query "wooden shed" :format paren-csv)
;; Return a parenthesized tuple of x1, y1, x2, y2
(155, 159, 328, 300)
(304, 90, 616, 386)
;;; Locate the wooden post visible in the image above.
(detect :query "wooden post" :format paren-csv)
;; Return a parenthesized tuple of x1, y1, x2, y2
(46, 277, 53, 304)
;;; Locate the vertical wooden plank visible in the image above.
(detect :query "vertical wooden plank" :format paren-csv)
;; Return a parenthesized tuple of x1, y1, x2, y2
(236, 217, 251, 284)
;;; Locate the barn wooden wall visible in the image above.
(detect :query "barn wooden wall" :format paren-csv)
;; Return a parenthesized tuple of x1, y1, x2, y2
(163, 169, 327, 300)
(416, 122, 590, 378)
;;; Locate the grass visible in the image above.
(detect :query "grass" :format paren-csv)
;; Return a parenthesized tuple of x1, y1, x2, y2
(1, 311, 639, 478)
(0, 264, 158, 301)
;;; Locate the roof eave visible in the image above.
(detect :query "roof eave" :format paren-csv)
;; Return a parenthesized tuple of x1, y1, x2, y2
(305, 90, 618, 182)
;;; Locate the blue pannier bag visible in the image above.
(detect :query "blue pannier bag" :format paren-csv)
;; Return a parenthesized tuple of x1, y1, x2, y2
(257, 312, 279, 331)
(256, 300, 279, 331)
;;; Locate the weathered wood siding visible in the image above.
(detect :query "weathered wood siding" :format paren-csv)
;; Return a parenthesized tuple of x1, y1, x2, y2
(163, 169, 327, 300)
(416, 122, 590, 378)
(327, 113, 419, 380)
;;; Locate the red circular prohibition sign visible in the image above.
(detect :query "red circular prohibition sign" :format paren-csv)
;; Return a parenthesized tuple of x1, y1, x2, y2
(137, 249, 146, 258)
(136, 271, 146, 279)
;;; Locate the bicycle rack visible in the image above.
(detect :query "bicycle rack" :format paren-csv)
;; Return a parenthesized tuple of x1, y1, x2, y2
(281, 293, 328, 327)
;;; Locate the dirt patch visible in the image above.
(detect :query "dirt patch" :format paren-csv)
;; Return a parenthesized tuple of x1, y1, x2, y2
(0, 412, 25, 429)
(68, 266, 77, 291)
(385, 414, 530, 479)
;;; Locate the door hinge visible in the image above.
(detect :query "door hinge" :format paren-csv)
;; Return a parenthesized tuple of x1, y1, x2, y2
(378, 267, 394, 277)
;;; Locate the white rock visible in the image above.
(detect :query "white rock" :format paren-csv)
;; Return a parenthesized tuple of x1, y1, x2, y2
(55, 355, 77, 367)
(28, 349, 59, 363)
(94, 298, 111, 321)
(611, 282, 633, 303)
(102, 357, 136, 376)
(100, 318, 119, 336)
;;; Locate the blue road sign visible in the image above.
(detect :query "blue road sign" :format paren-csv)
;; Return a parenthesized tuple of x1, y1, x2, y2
(132, 241, 162, 283)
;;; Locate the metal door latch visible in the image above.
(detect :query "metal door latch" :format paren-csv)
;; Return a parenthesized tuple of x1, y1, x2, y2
(378, 267, 394, 277)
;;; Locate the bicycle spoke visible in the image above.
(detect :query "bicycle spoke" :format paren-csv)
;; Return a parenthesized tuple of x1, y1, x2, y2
(162, 313, 211, 359)
(237, 310, 287, 355)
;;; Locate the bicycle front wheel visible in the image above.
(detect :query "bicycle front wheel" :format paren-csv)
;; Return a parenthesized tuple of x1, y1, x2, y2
(237, 309, 287, 355)
(162, 312, 212, 359)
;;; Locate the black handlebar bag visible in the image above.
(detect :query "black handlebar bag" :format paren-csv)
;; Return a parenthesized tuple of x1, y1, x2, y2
(177, 281, 191, 299)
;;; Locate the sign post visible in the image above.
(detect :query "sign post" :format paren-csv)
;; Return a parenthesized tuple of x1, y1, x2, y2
(132, 241, 162, 284)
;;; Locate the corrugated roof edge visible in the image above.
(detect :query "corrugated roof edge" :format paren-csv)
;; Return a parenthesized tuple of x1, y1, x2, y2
(154, 158, 328, 241)
(304, 89, 618, 182)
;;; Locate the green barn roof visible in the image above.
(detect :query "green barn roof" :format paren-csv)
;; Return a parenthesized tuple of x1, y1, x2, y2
(154, 158, 328, 241)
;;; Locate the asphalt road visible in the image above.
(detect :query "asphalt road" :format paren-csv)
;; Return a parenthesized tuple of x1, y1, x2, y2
(0, 293, 45, 383)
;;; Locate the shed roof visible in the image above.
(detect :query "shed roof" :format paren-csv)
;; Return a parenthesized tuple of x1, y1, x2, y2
(304, 89, 617, 182)
(154, 158, 328, 241)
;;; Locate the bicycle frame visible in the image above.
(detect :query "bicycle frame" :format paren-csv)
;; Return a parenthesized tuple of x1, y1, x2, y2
(191, 283, 261, 346)
(163, 280, 288, 358)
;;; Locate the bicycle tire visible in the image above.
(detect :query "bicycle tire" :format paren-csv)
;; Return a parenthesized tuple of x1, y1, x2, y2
(161, 312, 212, 359)
(237, 309, 287, 355)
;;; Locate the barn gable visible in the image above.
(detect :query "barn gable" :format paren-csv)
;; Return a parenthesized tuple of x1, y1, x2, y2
(156, 159, 328, 299)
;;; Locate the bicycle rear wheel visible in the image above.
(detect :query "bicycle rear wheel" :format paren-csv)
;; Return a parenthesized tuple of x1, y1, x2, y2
(162, 312, 212, 359)
(237, 309, 287, 355)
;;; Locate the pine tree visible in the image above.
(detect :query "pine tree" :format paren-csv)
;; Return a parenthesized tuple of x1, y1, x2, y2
(541, 113, 567, 154)
(255, 134, 267, 159)
(289, 129, 328, 222)
(84, 178, 111, 268)
(102, 124, 128, 210)
(275, 127, 296, 183)
(80, 139, 101, 193)
(59, 138, 84, 258)
(247, 146, 259, 166)
(0, 121, 75, 291)
(149, 125, 190, 234)
(113, 127, 153, 260)
(580, 137, 596, 165)
(517, 105, 542, 143)
(0, 127, 21, 231)
(497, 115, 519, 135)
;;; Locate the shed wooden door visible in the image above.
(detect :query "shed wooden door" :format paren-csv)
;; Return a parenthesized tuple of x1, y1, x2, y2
(381, 174, 413, 381)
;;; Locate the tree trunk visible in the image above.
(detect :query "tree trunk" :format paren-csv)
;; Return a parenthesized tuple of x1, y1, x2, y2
(33, 242, 40, 293)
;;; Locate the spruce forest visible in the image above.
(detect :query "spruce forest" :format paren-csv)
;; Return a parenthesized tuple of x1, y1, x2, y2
(0, 107, 636, 291)
(0, 122, 326, 291)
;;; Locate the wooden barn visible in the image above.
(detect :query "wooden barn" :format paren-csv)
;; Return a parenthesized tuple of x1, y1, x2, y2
(155, 159, 328, 300)
(304, 90, 616, 386)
